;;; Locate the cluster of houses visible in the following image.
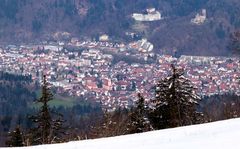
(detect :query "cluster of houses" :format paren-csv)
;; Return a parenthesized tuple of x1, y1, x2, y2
(0, 41, 239, 110)
(178, 55, 240, 96)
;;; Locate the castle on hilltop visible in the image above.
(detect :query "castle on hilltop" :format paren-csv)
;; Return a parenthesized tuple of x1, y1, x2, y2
(191, 9, 207, 25)
(132, 8, 162, 22)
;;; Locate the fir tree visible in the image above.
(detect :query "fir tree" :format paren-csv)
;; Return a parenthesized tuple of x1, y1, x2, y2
(126, 93, 152, 134)
(149, 64, 200, 129)
(28, 75, 65, 145)
(6, 126, 24, 147)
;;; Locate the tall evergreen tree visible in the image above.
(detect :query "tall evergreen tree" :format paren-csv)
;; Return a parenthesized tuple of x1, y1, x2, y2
(28, 75, 64, 145)
(126, 93, 152, 134)
(6, 126, 24, 147)
(149, 64, 200, 129)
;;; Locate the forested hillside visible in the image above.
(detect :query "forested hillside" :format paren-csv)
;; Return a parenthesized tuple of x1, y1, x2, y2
(0, 72, 34, 116)
(0, 72, 102, 146)
(0, 72, 34, 145)
(0, 0, 240, 56)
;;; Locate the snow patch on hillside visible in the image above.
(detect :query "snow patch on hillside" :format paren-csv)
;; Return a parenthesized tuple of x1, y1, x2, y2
(5, 118, 240, 149)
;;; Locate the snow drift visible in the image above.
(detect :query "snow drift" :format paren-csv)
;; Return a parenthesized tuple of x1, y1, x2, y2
(4, 118, 240, 149)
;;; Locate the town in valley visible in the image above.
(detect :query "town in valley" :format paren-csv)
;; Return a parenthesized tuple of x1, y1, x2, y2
(0, 37, 239, 110)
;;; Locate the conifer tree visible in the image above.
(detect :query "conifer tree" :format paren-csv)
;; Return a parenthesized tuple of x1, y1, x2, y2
(149, 64, 200, 129)
(29, 75, 64, 145)
(126, 93, 152, 134)
(6, 126, 24, 147)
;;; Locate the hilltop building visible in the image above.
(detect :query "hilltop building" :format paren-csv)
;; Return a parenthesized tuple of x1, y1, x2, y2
(191, 9, 207, 25)
(132, 8, 162, 22)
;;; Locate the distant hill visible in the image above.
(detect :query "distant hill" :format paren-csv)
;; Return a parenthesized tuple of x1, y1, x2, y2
(0, 0, 240, 56)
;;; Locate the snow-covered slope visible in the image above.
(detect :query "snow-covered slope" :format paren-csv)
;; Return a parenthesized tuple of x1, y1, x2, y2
(5, 118, 240, 149)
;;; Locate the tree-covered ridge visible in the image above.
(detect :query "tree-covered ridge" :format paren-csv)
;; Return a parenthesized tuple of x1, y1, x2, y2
(0, 0, 240, 55)
(0, 72, 35, 146)
(0, 72, 34, 116)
